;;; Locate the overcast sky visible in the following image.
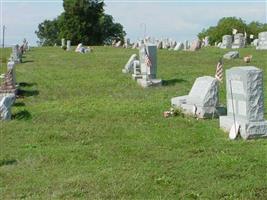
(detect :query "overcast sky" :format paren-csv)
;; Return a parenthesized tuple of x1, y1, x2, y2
(1, 0, 267, 46)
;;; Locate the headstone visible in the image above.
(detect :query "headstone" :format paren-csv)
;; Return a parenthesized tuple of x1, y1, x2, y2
(256, 32, 267, 50)
(252, 39, 259, 47)
(184, 40, 190, 50)
(7, 61, 16, 86)
(137, 44, 162, 88)
(220, 35, 232, 49)
(232, 33, 245, 49)
(157, 41, 163, 49)
(0, 94, 16, 120)
(11, 45, 21, 63)
(61, 38, 65, 48)
(0, 69, 17, 94)
(174, 42, 184, 51)
(115, 41, 121, 48)
(204, 36, 209, 47)
(220, 66, 267, 139)
(189, 39, 202, 51)
(66, 40, 71, 51)
(122, 54, 137, 73)
(171, 76, 224, 118)
(223, 51, 239, 60)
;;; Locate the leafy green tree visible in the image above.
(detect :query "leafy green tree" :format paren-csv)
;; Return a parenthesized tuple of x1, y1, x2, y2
(36, 0, 125, 46)
(198, 17, 267, 44)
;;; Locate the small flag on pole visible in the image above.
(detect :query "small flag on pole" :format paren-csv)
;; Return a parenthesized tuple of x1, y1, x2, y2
(144, 46, 152, 68)
(215, 58, 223, 82)
(232, 28, 238, 35)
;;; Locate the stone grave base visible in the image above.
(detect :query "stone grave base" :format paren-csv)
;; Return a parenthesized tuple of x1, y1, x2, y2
(220, 116, 267, 139)
(232, 44, 244, 49)
(171, 95, 226, 119)
(256, 46, 267, 50)
(132, 74, 142, 80)
(137, 79, 162, 88)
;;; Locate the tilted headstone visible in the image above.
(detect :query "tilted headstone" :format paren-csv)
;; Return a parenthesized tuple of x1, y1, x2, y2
(256, 32, 267, 50)
(137, 44, 162, 88)
(232, 33, 245, 49)
(66, 40, 71, 51)
(122, 54, 137, 73)
(0, 94, 16, 120)
(132, 60, 141, 80)
(171, 76, 224, 118)
(223, 51, 239, 60)
(220, 66, 267, 139)
(115, 41, 122, 48)
(220, 35, 232, 49)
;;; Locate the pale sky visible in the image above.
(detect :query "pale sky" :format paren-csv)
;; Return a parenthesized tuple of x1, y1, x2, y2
(1, 0, 267, 46)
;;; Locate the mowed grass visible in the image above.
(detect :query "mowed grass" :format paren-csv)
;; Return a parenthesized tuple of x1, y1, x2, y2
(0, 46, 267, 199)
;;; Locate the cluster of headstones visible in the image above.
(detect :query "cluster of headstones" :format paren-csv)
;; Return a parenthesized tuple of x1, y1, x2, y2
(0, 39, 30, 120)
(113, 37, 207, 52)
(218, 31, 267, 50)
(171, 66, 267, 140)
(61, 38, 92, 53)
(122, 43, 162, 88)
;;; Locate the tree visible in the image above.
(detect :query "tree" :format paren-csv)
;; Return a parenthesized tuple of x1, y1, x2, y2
(36, 0, 125, 46)
(198, 17, 267, 45)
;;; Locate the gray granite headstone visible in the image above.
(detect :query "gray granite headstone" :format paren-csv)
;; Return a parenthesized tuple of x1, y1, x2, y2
(220, 66, 267, 139)
(0, 94, 16, 120)
(137, 44, 162, 87)
(232, 33, 245, 49)
(66, 40, 71, 51)
(171, 76, 223, 118)
(223, 51, 239, 59)
(256, 31, 267, 50)
(11, 45, 21, 63)
(122, 54, 137, 73)
(220, 35, 232, 49)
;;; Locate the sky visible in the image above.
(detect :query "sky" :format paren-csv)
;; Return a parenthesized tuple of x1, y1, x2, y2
(0, 0, 267, 46)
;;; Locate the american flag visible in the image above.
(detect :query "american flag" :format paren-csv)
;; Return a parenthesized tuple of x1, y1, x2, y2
(144, 46, 152, 68)
(215, 58, 223, 82)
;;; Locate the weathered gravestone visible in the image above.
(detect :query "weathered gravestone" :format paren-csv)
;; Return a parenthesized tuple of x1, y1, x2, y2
(137, 44, 162, 88)
(66, 40, 71, 51)
(171, 76, 225, 118)
(223, 51, 239, 60)
(256, 31, 267, 50)
(11, 45, 22, 63)
(232, 33, 245, 49)
(220, 66, 267, 139)
(61, 38, 65, 48)
(122, 54, 137, 73)
(184, 40, 190, 50)
(7, 61, 16, 86)
(0, 94, 16, 120)
(132, 60, 141, 80)
(0, 68, 17, 95)
(220, 35, 232, 49)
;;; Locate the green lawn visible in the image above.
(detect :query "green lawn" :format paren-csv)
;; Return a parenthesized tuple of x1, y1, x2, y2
(0, 46, 267, 199)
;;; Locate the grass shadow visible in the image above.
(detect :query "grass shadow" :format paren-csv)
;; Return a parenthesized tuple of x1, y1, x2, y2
(12, 110, 32, 120)
(0, 159, 17, 167)
(162, 78, 187, 86)
(19, 82, 37, 87)
(22, 60, 34, 63)
(17, 89, 39, 97)
(13, 102, 25, 107)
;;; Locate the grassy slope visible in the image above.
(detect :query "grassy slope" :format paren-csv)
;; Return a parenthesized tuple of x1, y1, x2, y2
(0, 46, 267, 199)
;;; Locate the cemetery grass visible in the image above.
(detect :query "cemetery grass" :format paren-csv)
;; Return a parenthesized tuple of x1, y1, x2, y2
(0, 46, 267, 199)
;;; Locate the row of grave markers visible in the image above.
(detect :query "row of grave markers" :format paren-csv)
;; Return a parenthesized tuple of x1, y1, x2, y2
(122, 41, 267, 140)
(114, 31, 267, 51)
(0, 39, 30, 120)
